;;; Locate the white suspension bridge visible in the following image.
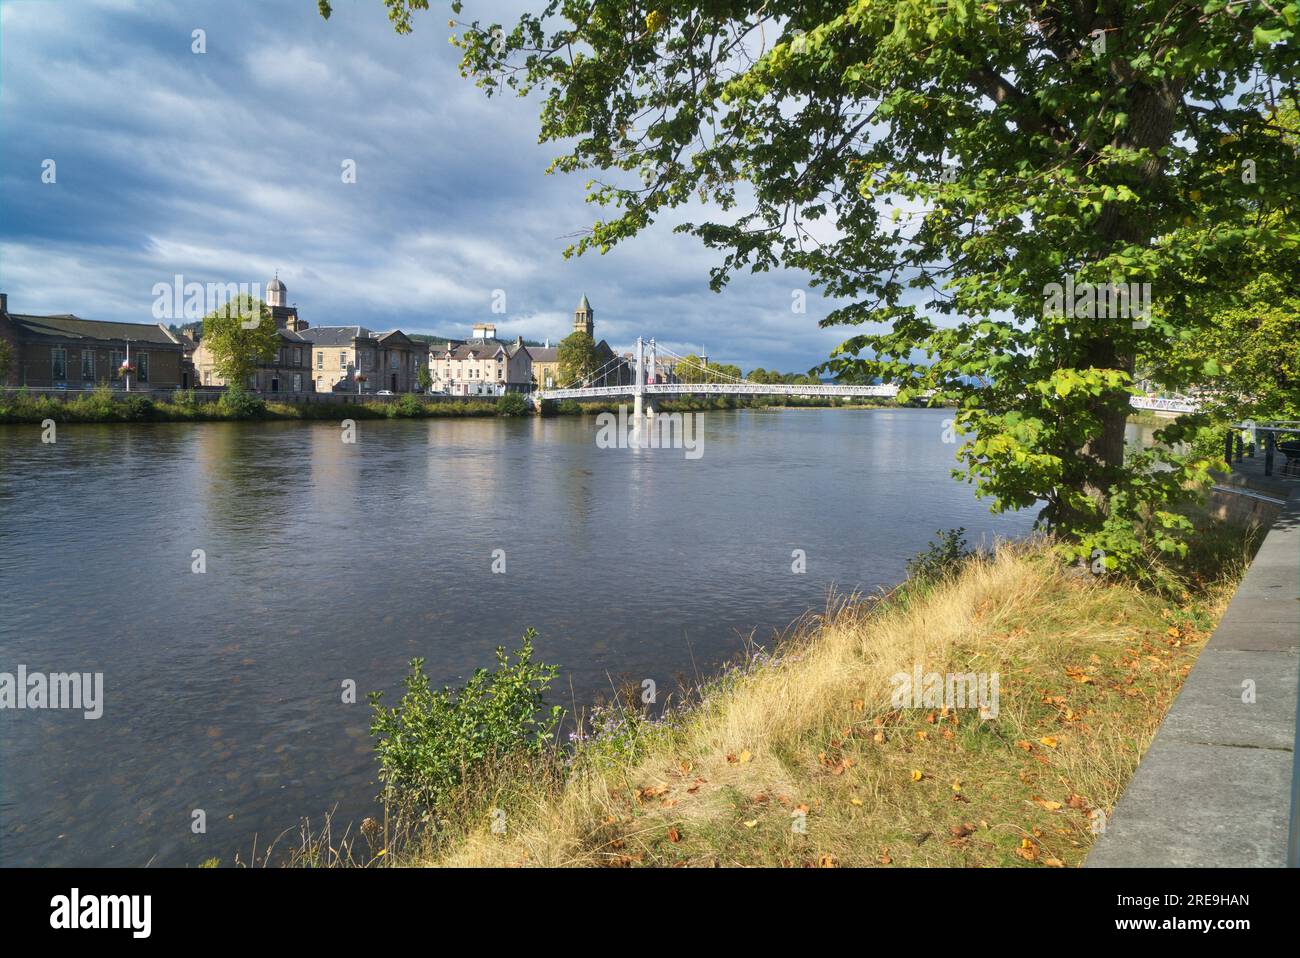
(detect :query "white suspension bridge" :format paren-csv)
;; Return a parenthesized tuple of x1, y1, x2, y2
(534, 337, 1201, 415)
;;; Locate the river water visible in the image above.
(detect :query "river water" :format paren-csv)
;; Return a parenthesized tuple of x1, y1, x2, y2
(0, 407, 1035, 866)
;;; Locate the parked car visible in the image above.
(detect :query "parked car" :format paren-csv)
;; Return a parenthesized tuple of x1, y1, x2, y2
(375, 390, 394, 396)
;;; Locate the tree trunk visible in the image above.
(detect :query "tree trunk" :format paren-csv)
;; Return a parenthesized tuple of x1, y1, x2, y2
(1078, 74, 1183, 513)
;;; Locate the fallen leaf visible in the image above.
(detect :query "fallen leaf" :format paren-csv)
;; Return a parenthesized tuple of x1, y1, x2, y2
(667, 827, 681, 843)
(911, 769, 924, 782)
(1031, 796, 1064, 811)
(1038, 736, 1059, 749)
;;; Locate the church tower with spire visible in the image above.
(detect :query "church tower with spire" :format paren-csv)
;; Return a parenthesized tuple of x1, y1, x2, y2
(573, 294, 594, 337)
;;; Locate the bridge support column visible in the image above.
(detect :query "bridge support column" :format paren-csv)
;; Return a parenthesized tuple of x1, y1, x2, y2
(633, 336, 644, 426)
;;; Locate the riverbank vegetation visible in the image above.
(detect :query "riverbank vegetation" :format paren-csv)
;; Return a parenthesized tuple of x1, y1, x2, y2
(282, 520, 1255, 869)
(0, 386, 891, 426)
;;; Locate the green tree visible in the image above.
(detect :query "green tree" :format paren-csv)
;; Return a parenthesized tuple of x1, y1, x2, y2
(674, 354, 742, 383)
(201, 295, 278, 389)
(557, 331, 600, 384)
(338, 1, 1300, 570)
(1167, 274, 1300, 426)
(1151, 101, 1300, 430)
(417, 363, 433, 393)
(0, 335, 11, 387)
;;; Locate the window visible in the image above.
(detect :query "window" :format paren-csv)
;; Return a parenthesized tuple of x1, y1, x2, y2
(51, 347, 67, 381)
(137, 353, 149, 383)
(317, 351, 323, 369)
(293, 347, 301, 365)
(81, 349, 95, 380)
(339, 351, 346, 368)
(275, 348, 283, 365)
(293, 373, 302, 392)
(390, 352, 399, 370)
(204, 371, 211, 385)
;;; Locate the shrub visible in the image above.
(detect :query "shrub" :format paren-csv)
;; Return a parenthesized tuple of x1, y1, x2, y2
(369, 629, 563, 812)
(496, 392, 529, 417)
(70, 385, 119, 421)
(217, 386, 266, 420)
(395, 394, 422, 417)
(122, 395, 156, 421)
(906, 528, 974, 583)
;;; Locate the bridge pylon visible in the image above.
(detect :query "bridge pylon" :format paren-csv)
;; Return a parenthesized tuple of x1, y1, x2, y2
(633, 336, 645, 423)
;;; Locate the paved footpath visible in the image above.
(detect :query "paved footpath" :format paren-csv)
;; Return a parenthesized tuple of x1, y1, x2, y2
(1087, 471, 1298, 868)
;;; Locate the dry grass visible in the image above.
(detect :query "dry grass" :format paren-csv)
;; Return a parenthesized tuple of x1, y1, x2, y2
(412, 538, 1246, 868)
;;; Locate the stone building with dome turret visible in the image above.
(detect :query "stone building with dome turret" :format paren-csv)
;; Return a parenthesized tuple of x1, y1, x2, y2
(191, 274, 315, 394)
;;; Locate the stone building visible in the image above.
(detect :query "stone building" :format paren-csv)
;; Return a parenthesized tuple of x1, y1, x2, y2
(428, 322, 532, 396)
(0, 292, 186, 389)
(301, 325, 427, 394)
(191, 275, 315, 395)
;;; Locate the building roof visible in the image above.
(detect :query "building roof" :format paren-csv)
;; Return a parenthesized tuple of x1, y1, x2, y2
(6, 313, 182, 346)
(298, 325, 376, 346)
(524, 345, 559, 363)
(434, 340, 511, 361)
(578, 294, 591, 311)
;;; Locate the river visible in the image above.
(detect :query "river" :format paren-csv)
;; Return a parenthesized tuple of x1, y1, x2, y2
(0, 407, 1035, 866)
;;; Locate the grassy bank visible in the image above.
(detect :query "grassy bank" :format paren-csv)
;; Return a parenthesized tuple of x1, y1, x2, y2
(0, 387, 892, 426)
(0, 387, 510, 424)
(300, 524, 1253, 869)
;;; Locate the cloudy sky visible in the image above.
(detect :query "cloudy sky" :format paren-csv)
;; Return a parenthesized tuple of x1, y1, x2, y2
(0, 0, 871, 374)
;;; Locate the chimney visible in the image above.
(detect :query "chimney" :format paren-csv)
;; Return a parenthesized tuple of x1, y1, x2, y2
(0, 292, 7, 314)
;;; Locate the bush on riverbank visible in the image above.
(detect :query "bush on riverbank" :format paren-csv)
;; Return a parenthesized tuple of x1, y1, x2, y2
(308, 520, 1254, 869)
(0, 389, 507, 424)
(0, 387, 892, 426)
(369, 629, 563, 813)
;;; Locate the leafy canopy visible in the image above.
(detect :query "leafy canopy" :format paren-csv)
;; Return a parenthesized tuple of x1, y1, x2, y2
(200, 295, 279, 387)
(556, 330, 601, 383)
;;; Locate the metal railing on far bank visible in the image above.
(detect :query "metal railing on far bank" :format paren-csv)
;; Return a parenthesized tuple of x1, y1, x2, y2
(1226, 422, 1300, 478)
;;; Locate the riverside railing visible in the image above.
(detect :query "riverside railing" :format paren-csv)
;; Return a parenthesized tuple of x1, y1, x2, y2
(1227, 422, 1300, 478)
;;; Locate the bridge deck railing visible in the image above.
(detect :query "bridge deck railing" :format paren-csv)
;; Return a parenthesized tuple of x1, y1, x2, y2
(538, 382, 900, 400)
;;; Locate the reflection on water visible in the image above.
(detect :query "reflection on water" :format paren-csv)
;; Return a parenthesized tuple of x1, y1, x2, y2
(0, 408, 1032, 866)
